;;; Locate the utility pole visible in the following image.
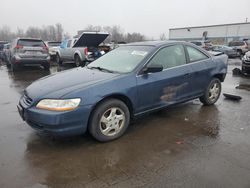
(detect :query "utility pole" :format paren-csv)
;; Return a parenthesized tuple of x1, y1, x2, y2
(246, 18, 248, 23)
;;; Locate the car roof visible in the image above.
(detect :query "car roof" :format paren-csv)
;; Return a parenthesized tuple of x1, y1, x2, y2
(17, 38, 43, 41)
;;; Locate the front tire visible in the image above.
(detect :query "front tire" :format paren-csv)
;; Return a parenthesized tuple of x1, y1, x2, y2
(43, 62, 50, 70)
(56, 54, 63, 65)
(200, 78, 221, 105)
(89, 99, 130, 142)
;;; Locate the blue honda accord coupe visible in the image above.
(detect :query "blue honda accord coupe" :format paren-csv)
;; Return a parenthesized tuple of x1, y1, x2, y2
(18, 41, 228, 142)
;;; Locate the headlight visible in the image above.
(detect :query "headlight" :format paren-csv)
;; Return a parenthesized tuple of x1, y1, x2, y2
(36, 98, 81, 111)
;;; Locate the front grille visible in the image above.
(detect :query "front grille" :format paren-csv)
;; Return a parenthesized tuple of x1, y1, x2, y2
(22, 93, 33, 106)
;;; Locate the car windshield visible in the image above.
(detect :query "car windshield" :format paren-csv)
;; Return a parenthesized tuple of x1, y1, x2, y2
(18, 39, 45, 47)
(48, 42, 61, 47)
(88, 46, 153, 73)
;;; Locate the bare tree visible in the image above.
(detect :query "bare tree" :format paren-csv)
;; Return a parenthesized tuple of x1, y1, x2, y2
(125, 32, 145, 43)
(55, 23, 63, 41)
(0, 24, 65, 42)
(16, 28, 25, 38)
(159, 33, 166, 41)
(0, 26, 13, 41)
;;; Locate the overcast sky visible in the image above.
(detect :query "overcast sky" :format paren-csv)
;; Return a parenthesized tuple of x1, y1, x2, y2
(1, 0, 250, 39)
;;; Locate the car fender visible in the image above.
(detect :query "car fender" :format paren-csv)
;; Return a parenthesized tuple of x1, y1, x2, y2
(56, 48, 62, 57)
(73, 50, 85, 61)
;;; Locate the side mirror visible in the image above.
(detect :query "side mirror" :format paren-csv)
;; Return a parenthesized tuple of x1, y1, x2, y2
(142, 64, 163, 74)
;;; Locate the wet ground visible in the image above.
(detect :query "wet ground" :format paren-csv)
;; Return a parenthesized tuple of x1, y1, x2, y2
(0, 59, 250, 188)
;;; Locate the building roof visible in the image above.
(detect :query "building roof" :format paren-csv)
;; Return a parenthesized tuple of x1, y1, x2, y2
(170, 22, 250, 31)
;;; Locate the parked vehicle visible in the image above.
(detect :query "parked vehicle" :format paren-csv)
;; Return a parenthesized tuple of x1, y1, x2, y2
(228, 41, 249, 56)
(3, 43, 11, 63)
(0, 41, 9, 61)
(56, 32, 109, 67)
(242, 51, 250, 74)
(190, 40, 213, 51)
(18, 41, 228, 142)
(212, 45, 239, 58)
(45, 41, 61, 60)
(9, 38, 50, 71)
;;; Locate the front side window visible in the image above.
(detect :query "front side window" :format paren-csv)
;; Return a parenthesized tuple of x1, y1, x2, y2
(186, 46, 208, 62)
(148, 45, 186, 69)
(67, 40, 72, 48)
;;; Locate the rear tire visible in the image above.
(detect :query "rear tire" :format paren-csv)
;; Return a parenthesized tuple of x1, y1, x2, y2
(89, 99, 130, 142)
(199, 78, 221, 105)
(74, 55, 85, 67)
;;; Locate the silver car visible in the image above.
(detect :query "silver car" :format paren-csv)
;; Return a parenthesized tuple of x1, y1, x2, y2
(9, 38, 50, 71)
(45, 41, 61, 60)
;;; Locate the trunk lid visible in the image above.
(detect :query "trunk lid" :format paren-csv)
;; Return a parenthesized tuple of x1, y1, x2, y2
(17, 39, 48, 58)
(73, 32, 109, 47)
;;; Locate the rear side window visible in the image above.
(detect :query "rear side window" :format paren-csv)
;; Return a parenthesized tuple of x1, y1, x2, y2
(186, 46, 208, 62)
(149, 45, 186, 69)
(18, 39, 45, 47)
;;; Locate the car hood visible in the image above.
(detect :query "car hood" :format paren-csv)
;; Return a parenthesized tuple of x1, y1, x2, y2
(73, 32, 109, 47)
(26, 67, 119, 99)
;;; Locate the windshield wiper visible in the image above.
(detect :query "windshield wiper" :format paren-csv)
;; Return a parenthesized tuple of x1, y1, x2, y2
(87, 66, 116, 73)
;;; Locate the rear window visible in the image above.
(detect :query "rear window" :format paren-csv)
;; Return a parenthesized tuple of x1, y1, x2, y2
(47, 42, 61, 47)
(18, 39, 45, 47)
(228, 41, 245, 46)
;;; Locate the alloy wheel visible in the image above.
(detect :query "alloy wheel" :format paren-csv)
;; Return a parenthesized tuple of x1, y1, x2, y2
(99, 107, 125, 137)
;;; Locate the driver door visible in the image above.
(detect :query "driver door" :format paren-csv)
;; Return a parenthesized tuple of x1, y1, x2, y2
(136, 44, 193, 113)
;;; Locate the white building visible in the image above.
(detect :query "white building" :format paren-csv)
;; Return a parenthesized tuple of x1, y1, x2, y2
(169, 22, 250, 44)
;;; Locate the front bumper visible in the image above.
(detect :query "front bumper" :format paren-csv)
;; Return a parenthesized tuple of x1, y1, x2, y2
(17, 101, 92, 137)
(242, 60, 250, 72)
(49, 51, 57, 56)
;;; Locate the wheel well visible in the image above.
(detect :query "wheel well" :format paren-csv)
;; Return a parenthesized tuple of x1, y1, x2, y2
(213, 74, 225, 82)
(74, 53, 79, 59)
(74, 53, 81, 60)
(87, 94, 134, 129)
